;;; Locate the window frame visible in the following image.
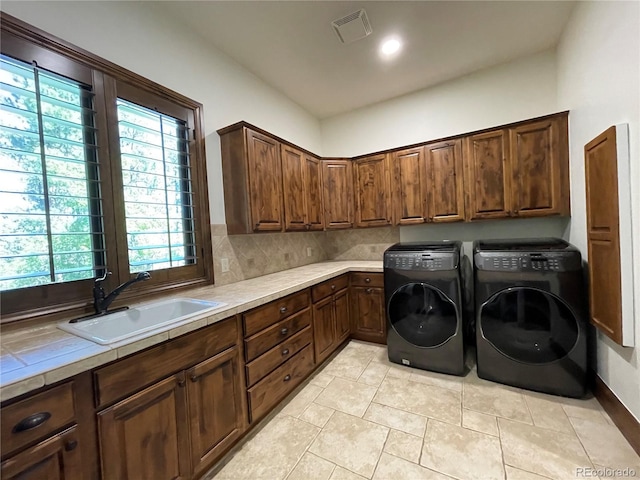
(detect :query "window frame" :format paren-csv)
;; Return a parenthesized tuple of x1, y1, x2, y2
(0, 13, 213, 323)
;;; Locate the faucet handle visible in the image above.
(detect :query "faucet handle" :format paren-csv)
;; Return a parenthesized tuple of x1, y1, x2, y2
(95, 271, 112, 284)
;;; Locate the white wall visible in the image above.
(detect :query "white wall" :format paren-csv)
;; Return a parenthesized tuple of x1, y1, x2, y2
(557, 0, 640, 420)
(321, 50, 558, 157)
(0, 1, 322, 225)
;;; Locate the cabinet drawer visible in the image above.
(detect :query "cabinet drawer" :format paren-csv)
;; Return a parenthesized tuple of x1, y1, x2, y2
(245, 326, 312, 387)
(311, 274, 349, 302)
(94, 317, 237, 408)
(1, 382, 76, 456)
(247, 344, 314, 423)
(350, 272, 383, 288)
(245, 309, 311, 362)
(243, 290, 310, 337)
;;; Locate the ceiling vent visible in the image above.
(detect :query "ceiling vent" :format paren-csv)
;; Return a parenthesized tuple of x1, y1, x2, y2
(332, 9, 372, 44)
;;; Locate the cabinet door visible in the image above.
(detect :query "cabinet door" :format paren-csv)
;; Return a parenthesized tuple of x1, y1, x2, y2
(313, 296, 336, 363)
(426, 139, 466, 222)
(246, 129, 283, 231)
(304, 155, 324, 230)
(98, 374, 190, 480)
(1, 426, 82, 480)
(510, 119, 563, 217)
(464, 130, 511, 220)
(187, 347, 246, 475)
(351, 286, 386, 344)
(354, 154, 392, 227)
(392, 147, 427, 225)
(281, 145, 308, 231)
(322, 160, 354, 229)
(334, 289, 350, 344)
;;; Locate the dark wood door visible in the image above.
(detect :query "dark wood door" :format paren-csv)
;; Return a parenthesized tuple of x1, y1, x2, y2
(354, 154, 392, 227)
(313, 296, 336, 363)
(585, 126, 623, 345)
(281, 144, 308, 231)
(322, 159, 354, 229)
(1, 427, 82, 480)
(187, 347, 246, 475)
(246, 129, 283, 231)
(334, 289, 350, 344)
(304, 155, 324, 230)
(98, 373, 190, 480)
(464, 130, 511, 220)
(510, 119, 563, 217)
(351, 286, 386, 344)
(392, 147, 427, 225)
(425, 139, 465, 222)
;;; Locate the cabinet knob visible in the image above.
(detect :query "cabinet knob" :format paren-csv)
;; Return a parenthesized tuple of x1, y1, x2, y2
(282, 348, 290, 356)
(364, 277, 371, 283)
(366, 288, 373, 294)
(281, 327, 289, 336)
(331, 284, 336, 290)
(64, 440, 78, 452)
(12, 412, 51, 433)
(190, 374, 199, 383)
(279, 306, 287, 314)
(283, 374, 291, 382)
(177, 378, 186, 387)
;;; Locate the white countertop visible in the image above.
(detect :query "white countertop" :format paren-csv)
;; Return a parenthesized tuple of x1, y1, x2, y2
(0, 261, 382, 402)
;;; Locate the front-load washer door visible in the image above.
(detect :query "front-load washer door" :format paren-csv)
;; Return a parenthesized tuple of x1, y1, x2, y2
(479, 287, 579, 364)
(388, 283, 458, 348)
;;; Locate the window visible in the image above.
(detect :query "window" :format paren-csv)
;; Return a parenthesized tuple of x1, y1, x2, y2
(0, 16, 212, 322)
(0, 54, 104, 291)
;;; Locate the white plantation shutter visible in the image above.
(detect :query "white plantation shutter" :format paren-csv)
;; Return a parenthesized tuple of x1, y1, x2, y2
(116, 99, 196, 273)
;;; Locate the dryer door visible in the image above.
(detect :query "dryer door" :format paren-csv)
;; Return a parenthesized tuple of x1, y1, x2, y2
(388, 283, 458, 348)
(479, 287, 579, 364)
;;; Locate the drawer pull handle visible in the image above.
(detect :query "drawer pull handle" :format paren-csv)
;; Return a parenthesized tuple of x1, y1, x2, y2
(65, 440, 78, 452)
(281, 327, 289, 336)
(280, 306, 287, 314)
(190, 374, 199, 383)
(178, 378, 186, 387)
(283, 374, 291, 382)
(331, 284, 336, 290)
(282, 348, 290, 356)
(12, 412, 51, 433)
(366, 288, 373, 294)
(365, 277, 371, 283)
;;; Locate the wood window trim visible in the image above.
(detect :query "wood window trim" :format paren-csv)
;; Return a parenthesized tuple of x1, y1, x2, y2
(0, 13, 213, 324)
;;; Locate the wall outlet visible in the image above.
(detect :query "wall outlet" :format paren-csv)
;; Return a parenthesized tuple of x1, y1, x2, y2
(220, 258, 230, 272)
(306, 247, 313, 257)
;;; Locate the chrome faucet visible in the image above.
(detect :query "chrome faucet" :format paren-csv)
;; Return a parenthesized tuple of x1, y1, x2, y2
(93, 271, 151, 315)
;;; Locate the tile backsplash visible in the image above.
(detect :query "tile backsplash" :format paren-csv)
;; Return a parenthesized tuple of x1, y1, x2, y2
(211, 224, 399, 286)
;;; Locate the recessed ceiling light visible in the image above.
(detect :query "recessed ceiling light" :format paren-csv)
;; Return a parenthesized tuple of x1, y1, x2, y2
(380, 38, 402, 57)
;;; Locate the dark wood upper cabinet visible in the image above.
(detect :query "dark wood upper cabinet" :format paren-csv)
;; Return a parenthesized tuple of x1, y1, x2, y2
(304, 155, 325, 231)
(392, 147, 428, 225)
(220, 125, 283, 234)
(510, 116, 569, 217)
(354, 154, 392, 227)
(425, 139, 466, 222)
(464, 129, 512, 220)
(322, 159, 354, 229)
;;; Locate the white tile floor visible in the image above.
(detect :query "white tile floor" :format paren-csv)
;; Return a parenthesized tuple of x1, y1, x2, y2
(206, 341, 640, 480)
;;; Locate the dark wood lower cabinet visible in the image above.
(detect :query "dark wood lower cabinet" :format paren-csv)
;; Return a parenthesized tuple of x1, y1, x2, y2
(313, 296, 336, 364)
(187, 347, 245, 476)
(98, 373, 191, 480)
(1, 426, 82, 480)
(334, 289, 350, 342)
(351, 286, 386, 344)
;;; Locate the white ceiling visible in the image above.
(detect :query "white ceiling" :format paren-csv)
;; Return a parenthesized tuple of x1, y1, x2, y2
(155, 1, 576, 119)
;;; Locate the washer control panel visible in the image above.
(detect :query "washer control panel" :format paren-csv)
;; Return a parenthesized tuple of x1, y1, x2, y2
(384, 252, 457, 271)
(474, 252, 581, 272)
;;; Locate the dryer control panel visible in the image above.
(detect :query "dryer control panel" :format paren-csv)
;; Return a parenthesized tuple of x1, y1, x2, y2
(384, 252, 457, 271)
(474, 252, 581, 272)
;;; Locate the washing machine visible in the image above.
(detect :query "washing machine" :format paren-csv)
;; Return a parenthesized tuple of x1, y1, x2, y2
(474, 238, 588, 398)
(385, 241, 470, 376)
